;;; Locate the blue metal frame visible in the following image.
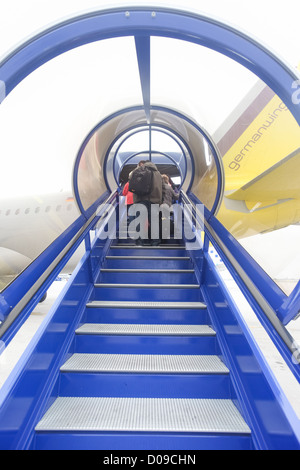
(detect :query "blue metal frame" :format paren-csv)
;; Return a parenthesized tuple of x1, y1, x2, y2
(111, 126, 190, 187)
(0, 6, 298, 216)
(0, 7, 299, 123)
(0, 190, 116, 349)
(183, 191, 300, 383)
(75, 111, 194, 212)
(180, 193, 300, 447)
(135, 35, 151, 123)
(0, 241, 114, 449)
(118, 150, 184, 184)
(201, 253, 300, 449)
(0, 192, 299, 449)
(278, 279, 300, 325)
(0, 8, 300, 448)
(75, 104, 220, 217)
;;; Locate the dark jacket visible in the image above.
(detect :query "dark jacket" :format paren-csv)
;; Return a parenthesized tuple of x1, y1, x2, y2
(131, 162, 163, 204)
(162, 183, 179, 207)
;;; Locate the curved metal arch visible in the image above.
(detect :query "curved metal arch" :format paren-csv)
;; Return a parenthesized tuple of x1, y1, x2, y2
(117, 150, 184, 185)
(103, 119, 193, 198)
(74, 105, 222, 217)
(0, 7, 299, 124)
(151, 106, 224, 216)
(112, 126, 189, 186)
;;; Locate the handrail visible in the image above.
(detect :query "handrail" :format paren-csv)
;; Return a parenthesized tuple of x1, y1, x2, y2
(0, 190, 118, 348)
(181, 190, 300, 382)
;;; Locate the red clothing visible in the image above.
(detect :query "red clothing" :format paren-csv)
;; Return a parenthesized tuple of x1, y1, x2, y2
(123, 182, 134, 205)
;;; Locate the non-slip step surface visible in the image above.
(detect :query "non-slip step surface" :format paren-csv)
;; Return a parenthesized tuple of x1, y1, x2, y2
(106, 256, 190, 260)
(111, 245, 186, 249)
(60, 353, 229, 374)
(100, 269, 195, 273)
(94, 283, 200, 289)
(75, 323, 214, 336)
(35, 397, 250, 434)
(86, 301, 206, 309)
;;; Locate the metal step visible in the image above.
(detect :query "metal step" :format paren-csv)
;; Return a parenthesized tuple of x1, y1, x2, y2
(60, 353, 228, 373)
(35, 397, 250, 434)
(94, 283, 200, 289)
(106, 256, 190, 260)
(86, 300, 206, 309)
(75, 323, 215, 336)
(111, 245, 186, 249)
(100, 269, 194, 273)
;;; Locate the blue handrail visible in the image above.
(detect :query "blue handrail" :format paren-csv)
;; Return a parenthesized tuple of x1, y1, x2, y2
(0, 190, 118, 349)
(181, 190, 300, 383)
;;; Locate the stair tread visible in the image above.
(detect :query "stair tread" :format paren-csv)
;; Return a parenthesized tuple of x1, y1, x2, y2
(111, 245, 186, 249)
(60, 353, 228, 373)
(94, 283, 200, 289)
(86, 300, 206, 309)
(76, 323, 214, 336)
(100, 268, 195, 272)
(35, 397, 250, 433)
(106, 256, 190, 260)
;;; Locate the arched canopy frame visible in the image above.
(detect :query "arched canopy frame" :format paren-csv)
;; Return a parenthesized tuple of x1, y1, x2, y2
(0, 6, 299, 123)
(0, 6, 299, 224)
(116, 150, 185, 185)
(111, 126, 189, 186)
(0, 7, 299, 218)
(73, 105, 222, 217)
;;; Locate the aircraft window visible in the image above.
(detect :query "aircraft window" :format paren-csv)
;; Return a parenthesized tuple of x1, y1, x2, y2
(5, 210, 10, 216)
(45, 206, 51, 213)
(35, 207, 40, 213)
(15, 209, 20, 215)
(56, 205, 62, 212)
(25, 208, 30, 214)
(67, 204, 73, 211)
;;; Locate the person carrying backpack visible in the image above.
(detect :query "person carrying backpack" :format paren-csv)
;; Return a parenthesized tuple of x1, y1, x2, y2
(128, 160, 163, 245)
(161, 174, 179, 240)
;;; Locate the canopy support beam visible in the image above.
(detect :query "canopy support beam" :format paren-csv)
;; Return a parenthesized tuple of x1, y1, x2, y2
(134, 35, 151, 124)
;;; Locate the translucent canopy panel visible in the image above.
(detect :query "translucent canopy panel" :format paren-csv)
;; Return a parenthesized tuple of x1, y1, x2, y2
(150, 109, 222, 212)
(0, 36, 143, 198)
(0, 36, 143, 289)
(114, 129, 186, 185)
(77, 106, 223, 214)
(78, 109, 147, 211)
(151, 37, 259, 136)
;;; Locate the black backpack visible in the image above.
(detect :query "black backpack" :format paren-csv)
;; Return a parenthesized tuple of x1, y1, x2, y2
(128, 166, 153, 195)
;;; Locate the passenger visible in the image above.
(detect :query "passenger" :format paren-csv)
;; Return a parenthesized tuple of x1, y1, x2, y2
(122, 181, 134, 209)
(161, 174, 179, 240)
(122, 181, 134, 233)
(129, 160, 163, 246)
(161, 174, 179, 207)
(128, 160, 147, 180)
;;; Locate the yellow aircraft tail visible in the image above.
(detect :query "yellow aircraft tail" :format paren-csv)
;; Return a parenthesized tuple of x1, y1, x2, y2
(215, 70, 300, 238)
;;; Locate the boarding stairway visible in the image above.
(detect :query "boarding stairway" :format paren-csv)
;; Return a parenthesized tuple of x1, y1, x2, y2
(0, 193, 299, 450)
(34, 237, 251, 450)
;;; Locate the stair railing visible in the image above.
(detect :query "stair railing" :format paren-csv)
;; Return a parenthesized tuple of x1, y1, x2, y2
(0, 190, 119, 349)
(181, 190, 300, 382)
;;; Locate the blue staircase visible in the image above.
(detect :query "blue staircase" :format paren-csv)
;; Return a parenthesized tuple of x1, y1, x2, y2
(0, 229, 299, 450)
(32, 238, 252, 450)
